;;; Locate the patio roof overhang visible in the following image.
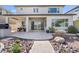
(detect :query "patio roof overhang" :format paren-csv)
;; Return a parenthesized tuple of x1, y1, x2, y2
(5, 15, 26, 20)
(3, 14, 76, 16)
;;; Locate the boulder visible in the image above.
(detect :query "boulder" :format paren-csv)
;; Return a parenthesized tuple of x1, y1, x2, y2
(54, 37, 65, 44)
(54, 30, 66, 38)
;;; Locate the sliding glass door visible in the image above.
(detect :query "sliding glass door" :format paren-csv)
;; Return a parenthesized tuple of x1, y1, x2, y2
(31, 21, 44, 31)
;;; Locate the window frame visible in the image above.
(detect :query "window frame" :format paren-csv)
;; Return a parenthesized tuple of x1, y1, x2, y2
(20, 8, 23, 10)
(48, 8, 58, 13)
(52, 19, 68, 27)
(33, 8, 39, 13)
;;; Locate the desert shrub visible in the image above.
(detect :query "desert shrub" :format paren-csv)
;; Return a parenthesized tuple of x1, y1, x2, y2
(11, 40, 21, 53)
(68, 26, 78, 34)
(54, 30, 66, 38)
(49, 26, 55, 33)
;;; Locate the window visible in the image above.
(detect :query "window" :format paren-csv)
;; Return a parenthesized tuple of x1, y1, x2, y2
(75, 8, 79, 12)
(52, 19, 68, 27)
(20, 8, 23, 10)
(37, 8, 38, 13)
(31, 21, 34, 30)
(33, 8, 35, 13)
(57, 8, 60, 13)
(48, 8, 59, 13)
(64, 19, 68, 27)
(33, 8, 39, 13)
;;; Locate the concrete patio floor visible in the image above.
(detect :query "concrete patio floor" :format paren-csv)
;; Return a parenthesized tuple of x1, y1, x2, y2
(11, 32, 53, 40)
(29, 41, 55, 53)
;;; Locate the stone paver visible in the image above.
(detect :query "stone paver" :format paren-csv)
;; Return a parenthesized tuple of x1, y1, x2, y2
(29, 41, 55, 53)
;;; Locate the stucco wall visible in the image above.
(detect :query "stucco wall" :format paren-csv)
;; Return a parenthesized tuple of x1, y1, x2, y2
(9, 18, 24, 32)
(0, 16, 6, 24)
(16, 7, 63, 14)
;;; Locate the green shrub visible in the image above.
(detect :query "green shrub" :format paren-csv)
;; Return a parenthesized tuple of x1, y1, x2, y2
(49, 26, 55, 33)
(11, 40, 21, 53)
(68, 26, 78, 34)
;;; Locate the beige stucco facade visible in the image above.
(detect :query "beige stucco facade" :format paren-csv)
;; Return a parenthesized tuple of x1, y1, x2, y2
(15, 5, 64, 14)
(1, 5, 76, 32)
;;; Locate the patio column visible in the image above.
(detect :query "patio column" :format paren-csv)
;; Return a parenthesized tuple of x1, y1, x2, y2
(46, 17, 52, 30)
(25, 17, 29, 32)
(5, 16, 8, 23)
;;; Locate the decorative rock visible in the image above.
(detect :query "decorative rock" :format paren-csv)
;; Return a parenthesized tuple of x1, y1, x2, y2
(76, 33, 79, 37)
(72, 37, 78, 40)
(55, 30, 66, 33)
(0, 42, 4, 52)
(54, 30, 66, 38)
(54, 37, 65, 44)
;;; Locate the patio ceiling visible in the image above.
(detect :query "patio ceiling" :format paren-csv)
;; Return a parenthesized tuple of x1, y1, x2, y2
(8, 16, 26, 20)
(29, 17, 46, 20)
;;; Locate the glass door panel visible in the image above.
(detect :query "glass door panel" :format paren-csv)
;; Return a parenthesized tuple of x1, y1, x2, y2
(31, 20, 45, 31)
(34, 21, 41, 30)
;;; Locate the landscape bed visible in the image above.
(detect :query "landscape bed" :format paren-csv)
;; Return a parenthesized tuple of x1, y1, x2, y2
(0, 38, 34, 53)
(50, 34, 79, 53)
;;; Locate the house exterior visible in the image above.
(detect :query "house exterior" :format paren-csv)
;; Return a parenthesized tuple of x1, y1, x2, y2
(66, 6, 79, 21)
(0, 7, 11, 24)
(3, 5, 76, 32)
(0, 7, 12, 37)
(66, 6, 79, 31)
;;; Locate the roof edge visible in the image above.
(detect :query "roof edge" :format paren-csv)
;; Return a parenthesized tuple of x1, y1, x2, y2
(65, 6, 79, 14)
(15, 5, 65, 7)
(3, 14, 76, 16)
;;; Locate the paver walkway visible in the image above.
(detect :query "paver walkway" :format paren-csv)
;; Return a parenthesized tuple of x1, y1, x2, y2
(29, 41, 55, 53)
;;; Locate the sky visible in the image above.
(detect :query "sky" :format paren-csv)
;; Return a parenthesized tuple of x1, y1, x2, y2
(0, 5, 78, 13)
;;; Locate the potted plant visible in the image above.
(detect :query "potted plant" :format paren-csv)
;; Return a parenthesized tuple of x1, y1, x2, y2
(46, 29, 49, 33)
(49, 26, 55, 33)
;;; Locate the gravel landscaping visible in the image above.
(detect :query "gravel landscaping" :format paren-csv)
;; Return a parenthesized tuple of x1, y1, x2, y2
(50, 34, 79, 53)
(0, 38, 34, 53)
